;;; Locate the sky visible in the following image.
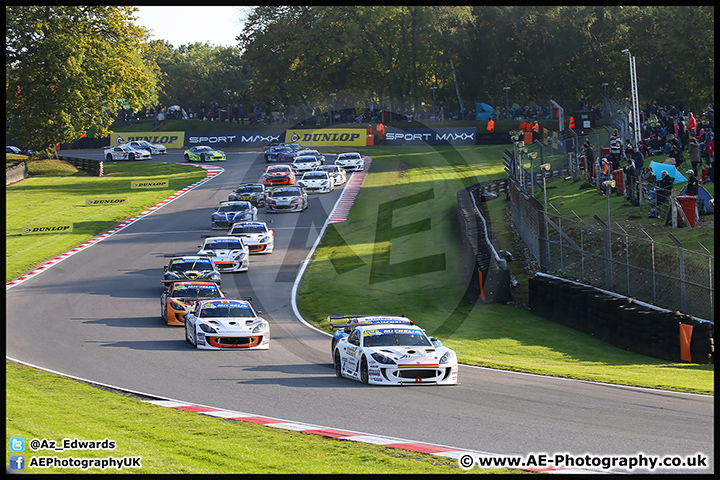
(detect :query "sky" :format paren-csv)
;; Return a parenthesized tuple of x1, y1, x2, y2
(132, 6, 251, 48)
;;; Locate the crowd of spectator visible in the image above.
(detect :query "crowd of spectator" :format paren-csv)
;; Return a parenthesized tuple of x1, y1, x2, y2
(580, 100, 714, 222)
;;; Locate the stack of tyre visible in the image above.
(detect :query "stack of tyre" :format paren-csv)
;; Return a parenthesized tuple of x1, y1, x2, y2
(528, 274, 713, 364)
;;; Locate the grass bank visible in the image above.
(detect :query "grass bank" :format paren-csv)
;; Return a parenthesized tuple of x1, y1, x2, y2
(297, 145, 713, 394)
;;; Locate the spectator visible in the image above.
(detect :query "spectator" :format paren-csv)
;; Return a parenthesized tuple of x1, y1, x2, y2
(232, 104, 240, 124)
(199, 100, 207, 120)
(657, 170, 674, 205)
(238, 104, 245, 124)
(670, 144, 684, 169)
(623, 157, 638, 203)
(687, 112, 697, 136)
(687, 133, 701, 175)
(632, 145, 645, 171)
(685, 169, 699, 196)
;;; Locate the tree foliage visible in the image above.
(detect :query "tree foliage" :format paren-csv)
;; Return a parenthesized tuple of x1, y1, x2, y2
(6, 6, 158, 153)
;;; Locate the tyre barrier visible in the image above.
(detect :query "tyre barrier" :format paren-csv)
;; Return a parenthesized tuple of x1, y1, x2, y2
(528, 274, 714, 364)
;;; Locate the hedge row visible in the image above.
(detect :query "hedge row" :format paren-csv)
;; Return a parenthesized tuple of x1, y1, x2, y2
(528, 275, 714, 364)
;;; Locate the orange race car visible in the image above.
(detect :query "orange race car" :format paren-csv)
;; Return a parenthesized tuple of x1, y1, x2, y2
(161, 281, 225, 326)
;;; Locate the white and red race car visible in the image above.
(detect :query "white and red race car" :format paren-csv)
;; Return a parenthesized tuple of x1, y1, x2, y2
(185, 299, 269, 350)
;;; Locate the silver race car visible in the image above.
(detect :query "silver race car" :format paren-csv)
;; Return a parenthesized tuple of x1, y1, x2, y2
(185, 299, 270, 350)
(331, 316, 458, 385)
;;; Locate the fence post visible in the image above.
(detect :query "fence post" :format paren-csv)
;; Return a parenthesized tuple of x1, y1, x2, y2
(594, 215, 613, 290)
(668, 234, 687, 314)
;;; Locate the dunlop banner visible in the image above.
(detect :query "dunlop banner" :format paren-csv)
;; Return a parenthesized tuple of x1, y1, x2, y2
(131, 179, 169, 189)
(111, 132, 185, 149)
(22, 223, 74, 235)
(85, 197, 129, 206)
(285, 128, 365, 147)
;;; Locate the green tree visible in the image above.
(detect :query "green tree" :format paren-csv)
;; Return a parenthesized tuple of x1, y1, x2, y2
(5, 6, 158, 154)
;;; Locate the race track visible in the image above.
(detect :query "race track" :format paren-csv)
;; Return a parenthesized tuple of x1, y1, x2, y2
(6, 150, 714, 474)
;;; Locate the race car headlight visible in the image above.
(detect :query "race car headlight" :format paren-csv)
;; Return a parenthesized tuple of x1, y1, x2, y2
(258, 235, 269, 242)
(439, 351, 455, 364)
(232, 250, 246, 260)
(370, 352, 396, 365)
(251, 322, 267, 334)
(210, 272, 221, 280)
(199, 323, 217, 334)
(266, 198, 276, 205)
(169, 301, 186, 310)
(165, 272, 179, 279)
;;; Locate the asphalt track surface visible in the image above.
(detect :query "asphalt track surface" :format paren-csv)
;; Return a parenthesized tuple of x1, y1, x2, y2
(6, 150, 714, 474)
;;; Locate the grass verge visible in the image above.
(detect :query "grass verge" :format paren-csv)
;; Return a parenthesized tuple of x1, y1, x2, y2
(6, 161, 206, 282)
(6, 361, 492, 474)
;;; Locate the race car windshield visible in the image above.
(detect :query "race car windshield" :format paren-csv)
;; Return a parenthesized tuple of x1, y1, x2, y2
(237, 186, 263, 193)
(232, 225, 266, 234)
(196, 146, 213, 153)
(199, 303, 255, 318)
(363, 330, 432, 348)
(268, 166, 289, 172)
(270, 188, 300, 196)
(341, 153, 361, 159)
(204, 240, 242, 249)
(295, 157, 316, 162)
(303, 172, 326, 179)
(172, 260, 213, 272)
(218, 204, 250, 213)
(172, 285, 221, 298)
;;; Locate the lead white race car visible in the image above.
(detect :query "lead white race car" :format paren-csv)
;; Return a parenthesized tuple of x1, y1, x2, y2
(185, 299, 269, 350)
(331, 316, 458, 385)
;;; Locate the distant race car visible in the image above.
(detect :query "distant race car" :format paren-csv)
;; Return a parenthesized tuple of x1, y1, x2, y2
(262, 164, 296, 186)
(334, 152, 365, 172)
(184, 145, 226, 162)
(185, 299, 270, 350)
(265, 186, 308, 213)
(316, 164, 347, 186)
(331, 316, 458, 385)
(297, 170, 334, 193)
(6, 145, 23, 154)
(228, 183, 266, 207)
(296, 149, 325, 165)
(197, 236, 249, 272)
(211, 201, 258, 230)
(162, 255, 222, 286)
(127, 140, 167, 155)
(264, 145, 295, 163)
(104, 144, 152, 161)
(290, 155, 321, 174)
(161, 281, 225, 326)
(227, 221, 274, 254)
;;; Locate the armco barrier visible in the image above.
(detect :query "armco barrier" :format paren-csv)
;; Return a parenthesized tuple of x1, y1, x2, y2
(529, 273, 713, 364)
(57, 156, 103, 176)
(6, 161, 28, 185)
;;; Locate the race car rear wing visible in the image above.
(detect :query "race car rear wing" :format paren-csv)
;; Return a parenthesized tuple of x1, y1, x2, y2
(327, 315, 413, 330)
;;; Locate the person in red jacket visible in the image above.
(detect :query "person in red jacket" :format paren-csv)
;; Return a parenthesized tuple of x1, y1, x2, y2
(688, 112, 697, 136)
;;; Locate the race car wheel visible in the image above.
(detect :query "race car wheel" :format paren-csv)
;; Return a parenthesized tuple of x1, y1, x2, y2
(129, 153, 135, 161)
(200, 154, 206, 162)
(106, 154, 113, 161)
(334, 350, 343, 378)
(184, 154, 191, 162)
(359, 356, 369, 384)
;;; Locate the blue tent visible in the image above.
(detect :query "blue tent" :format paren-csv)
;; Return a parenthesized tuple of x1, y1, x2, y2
(476, 102, 497, 122)
(649, 161, 687, 185)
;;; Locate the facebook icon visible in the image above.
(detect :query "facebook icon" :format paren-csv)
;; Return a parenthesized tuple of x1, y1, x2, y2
(10, 455, 25, 471)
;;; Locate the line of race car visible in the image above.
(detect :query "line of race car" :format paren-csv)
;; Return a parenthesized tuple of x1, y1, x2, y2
(151, 142, 457, 385)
